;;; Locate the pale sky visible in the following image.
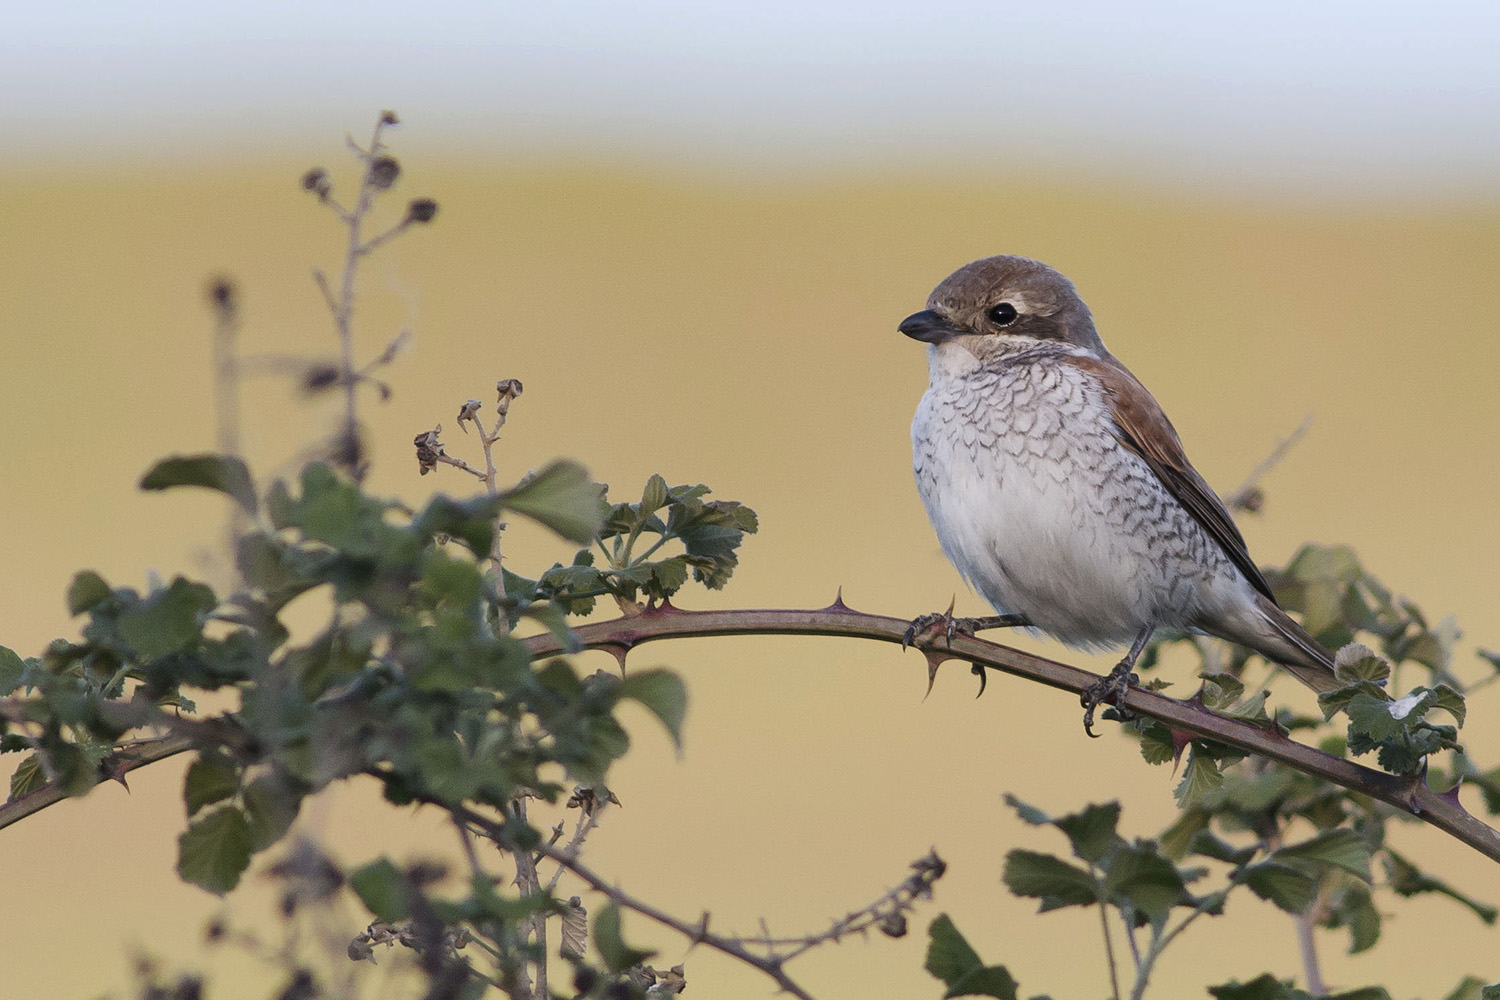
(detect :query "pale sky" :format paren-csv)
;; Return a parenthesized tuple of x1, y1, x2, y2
(5, 0, 1499, 193)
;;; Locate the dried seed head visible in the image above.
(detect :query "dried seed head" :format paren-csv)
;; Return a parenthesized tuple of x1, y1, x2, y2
(414, 426, 445, 475)
(495, 378, 524, 420)
(406, 198, 438, 223)
(456, 398, 483, 432)
(206, 276, 238, 321)
(878, 912, 908, 938)
(300, 167, 331, 200)
(368, 156, 400, 190)
(380, 109, 399, 126)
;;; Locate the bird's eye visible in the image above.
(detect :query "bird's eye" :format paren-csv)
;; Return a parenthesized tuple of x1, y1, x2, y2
(987, 303, 1019, 326)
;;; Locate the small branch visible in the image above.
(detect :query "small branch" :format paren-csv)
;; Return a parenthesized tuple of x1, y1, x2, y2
(0, 734, 193, 831)
(1093, 866, 1122, 1000)
(6, 606, 1500, 862)
(208, 277, 245, 587)
(543, 791, 612, 895)
(523, 603, 1500, 864)
(437, 453, 487, 480)
(454, 805, 815, 1000)
(1227, 414, 1313, 513)
(357, 219, 413, 258)
(1294, 910, 1327, 995)
(733, 851, 945, 963)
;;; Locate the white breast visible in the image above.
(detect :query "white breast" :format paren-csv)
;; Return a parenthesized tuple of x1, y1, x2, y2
(911, 345, 1250, 649)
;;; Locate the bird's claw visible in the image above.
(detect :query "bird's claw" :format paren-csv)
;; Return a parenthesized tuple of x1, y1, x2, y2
(1081, 659, 1140, 738)
(902, 602, 977, 650)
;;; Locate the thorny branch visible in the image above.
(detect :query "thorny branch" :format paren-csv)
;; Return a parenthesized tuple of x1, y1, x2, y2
(542, 785, 617, 895)
(728, 850, 945, 962)
(4, 603, 1500, 861)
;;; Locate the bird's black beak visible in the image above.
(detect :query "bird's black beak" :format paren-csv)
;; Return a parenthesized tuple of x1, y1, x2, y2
(899, 309, 962, 344)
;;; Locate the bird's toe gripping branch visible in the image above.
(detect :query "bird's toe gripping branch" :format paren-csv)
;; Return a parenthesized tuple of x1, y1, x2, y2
(1080, 658, 1140, 738)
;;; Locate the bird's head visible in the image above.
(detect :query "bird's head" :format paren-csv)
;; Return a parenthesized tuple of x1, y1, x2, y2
(899, 255, 1111, 364)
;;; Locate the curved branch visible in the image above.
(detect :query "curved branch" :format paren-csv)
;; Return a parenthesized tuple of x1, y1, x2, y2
(4, 601, 1500, 865)
(527, 599, 1500, 865)
(0, 734, 193, 831)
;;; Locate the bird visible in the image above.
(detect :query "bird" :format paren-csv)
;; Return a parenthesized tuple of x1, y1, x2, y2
(901, 255, 1338, 733)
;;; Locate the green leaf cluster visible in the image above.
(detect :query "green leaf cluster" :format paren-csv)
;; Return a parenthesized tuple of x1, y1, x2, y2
(2, 457, 720, 916)
(511, 475, 758, 615)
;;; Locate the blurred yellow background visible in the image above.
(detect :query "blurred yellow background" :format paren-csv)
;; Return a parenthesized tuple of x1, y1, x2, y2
(1, 153, 1498, 997)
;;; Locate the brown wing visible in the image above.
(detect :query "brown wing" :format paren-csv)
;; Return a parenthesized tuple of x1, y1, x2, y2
(1062, 355, 1277, 604)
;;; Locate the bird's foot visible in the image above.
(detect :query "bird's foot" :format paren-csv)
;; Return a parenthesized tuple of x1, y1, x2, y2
(902, 604, 1030, 650)
(1081, 658, 1140, 738)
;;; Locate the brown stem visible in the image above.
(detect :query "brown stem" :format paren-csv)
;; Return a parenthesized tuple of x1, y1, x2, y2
(0, 735, 193, 830)
(453, 804, 815, 1000)
(524, 601, 1500, 865)
(4, 604, 1499, 864)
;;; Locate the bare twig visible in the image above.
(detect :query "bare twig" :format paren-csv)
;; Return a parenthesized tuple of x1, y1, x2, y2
(454, 804, 816, 1000)
(731, 851, 944, 962)
(543, 787, 614, 895)
(1227, 414, 1313, 513)
(207, 276, 245, 585)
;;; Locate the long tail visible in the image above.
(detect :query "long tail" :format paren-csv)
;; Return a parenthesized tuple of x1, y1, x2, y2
(1215, 593, 1342, 694)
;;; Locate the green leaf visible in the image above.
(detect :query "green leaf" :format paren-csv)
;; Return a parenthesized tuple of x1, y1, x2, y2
(243, 775, 302, 851)
(0, 646, 23, 696)
(350, 858, 411, 921)
(1134, 720, 1176, 766)
(1442, 977, 1489, 1000)
(1385, 848, 1497, 924)
(592, 903, 656, 973)
(140, 454, 257, 514)
(1332, 644, 1390, 685)
(1428, 683, 1468, 728)
(924, 916, 1021, 999)
(1174, 747, 1223, 807)
(499, 460, 607, 544)
(1241, 862, 1316, 914)
(1207, 974, 1299, 1000)
(1159, 808, 1208, 861)
(67, 571, 113, 615)
(618, 668, 688, 751)
(8, 753, 45, 800)
(1102, 843, 1186, 919)
(1053, 802, 1122, 863)
(1327, 883, 1381, 954)
(183, 752, 239, 817)
(1317, 680, 1388, 721)
(925, 914, 984, 987)
(640, 473, 669, 514)
(1184, 831, 1256, 866)
(945, 967, 1021, 1000)
(411, 493, 505, 557)
(1002, 850, 1096, 912)
(177, 805, 253, 895)
(1200, 671, 1245, 709)
(1001, 793, 1052, 826)
(118, 577, 217, 659)
(1272, 829, 1371, 883)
